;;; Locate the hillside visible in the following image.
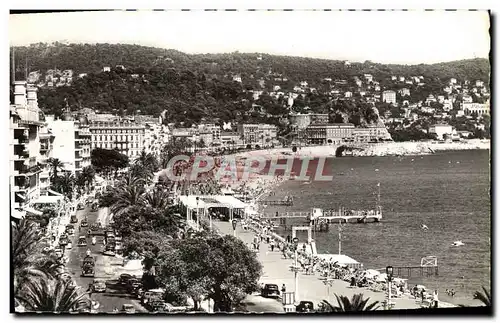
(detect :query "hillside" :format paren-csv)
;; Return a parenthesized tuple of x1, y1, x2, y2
(9, 43, 491, 131)
(11, 43, 490, 88)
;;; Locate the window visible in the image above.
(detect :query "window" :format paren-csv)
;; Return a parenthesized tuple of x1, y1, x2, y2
(129, 135, 132, 141)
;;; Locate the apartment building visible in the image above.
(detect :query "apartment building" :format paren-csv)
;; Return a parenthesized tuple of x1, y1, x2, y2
(237, 124, 278, 148)
(305, 123, 356, 145)
(89, 120, 145, 158)
(46, 115, 92, 174)
(382, 90, 397, 105)
(9, 82, 44, 215)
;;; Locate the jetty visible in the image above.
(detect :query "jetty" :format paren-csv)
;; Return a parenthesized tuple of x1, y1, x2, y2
(259, 207, 383, 224)
(258, 196, 294, 206)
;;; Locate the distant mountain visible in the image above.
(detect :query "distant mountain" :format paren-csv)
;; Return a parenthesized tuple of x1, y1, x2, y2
(10, 42, 490, 87)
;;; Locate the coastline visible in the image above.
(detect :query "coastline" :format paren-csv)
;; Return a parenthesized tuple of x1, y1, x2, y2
(226, 139, 490, 159)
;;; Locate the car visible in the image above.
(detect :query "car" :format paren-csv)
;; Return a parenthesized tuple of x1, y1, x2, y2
(92, 279, 106, 293)
(59, 237, 69, 246)
(103, 249, 115, 257)
(148, 300, 166, 312)
(132, 287, 143, 299)
(122, 304, 135, 314)
(119, 273, 134, 285)
(77, 204, 85, 210)
(66, 225, 75, 235)
(261, 284, 280, 298)
(127, 282, 142, 294)
(81, 220, 88, 227)
(164, 303, 188, 313)
(77, 236, 87, 247)
(66, 242, 73, 249)
(70, 215, 78, 223)
(296, 301, 315, 313)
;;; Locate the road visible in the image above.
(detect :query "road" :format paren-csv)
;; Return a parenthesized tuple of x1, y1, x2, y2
(65, 203, 147, 313)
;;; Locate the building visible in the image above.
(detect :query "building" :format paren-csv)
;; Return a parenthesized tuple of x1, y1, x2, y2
(220, 131, 241, 149)
(429, 124, 453, 140)
(289, 113, 329, 131)
(9, 82, 45, 215)
(399, 76, 405, 82)
(364, 74, 373, 83)
(450, 78, 457, 84)
(382, 90, 397, 104)
(400, 88, 411, 97)
(46, 115, 92, 174)
(462, 102, 490, 116)
(345, 91, 352, 98)
(305, 123, 356, 145)
(237, 124, 278, 148)
(475, 80, 484, 87)
(198, 124, 222, 146)
(103, 66, 111, 72)
(233, 75, 242, 83)
(89, 120, 145, 158)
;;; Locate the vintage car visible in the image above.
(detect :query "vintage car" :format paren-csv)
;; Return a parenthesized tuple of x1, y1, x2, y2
(261, 284, 280, 298)
(80, 219, 89, 227)
(65, 224, 75, 235)
(92, 279, 106, 293)
(81, 256, 95, 277)
(122, 304, 135, 314)
(70, 214, 78, 223)
(77, 236, 87, 247)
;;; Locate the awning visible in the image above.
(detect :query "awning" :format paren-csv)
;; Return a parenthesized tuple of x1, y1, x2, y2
(24, 207, 43, 216)
(47, 189, 64, 196)
(11, 209, 25, 219)
(178, 195, 249, 209)
(15, 192, 26, 200)
(34, 195, 63, 204)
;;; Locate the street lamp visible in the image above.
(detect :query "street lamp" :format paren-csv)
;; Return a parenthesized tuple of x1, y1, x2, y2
(386, 265, 394, 310)
(292, 237, 300, 300)
(196, 197, 200, 230)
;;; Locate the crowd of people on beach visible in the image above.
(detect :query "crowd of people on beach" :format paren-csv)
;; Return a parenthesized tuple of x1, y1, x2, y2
(239, 212, 443, 309)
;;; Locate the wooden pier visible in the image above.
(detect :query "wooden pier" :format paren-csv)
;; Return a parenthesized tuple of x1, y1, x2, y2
(259, 196, 294, 206)
(258, 208, 382, 224)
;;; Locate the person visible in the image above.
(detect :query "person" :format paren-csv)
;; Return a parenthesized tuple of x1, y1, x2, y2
(92, 236, 97, 245)
(421, 289, 426, 302)
(270, 240, 275, 252)
(266, 235, 270, 244)
(86, 248, 91, 256)
(413, 285, 419, 297)
(433, 290, 439, 308)
(281, 284, 286, 294)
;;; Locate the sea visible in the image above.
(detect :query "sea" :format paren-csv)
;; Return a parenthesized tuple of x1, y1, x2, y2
(264, 150, 491, 306)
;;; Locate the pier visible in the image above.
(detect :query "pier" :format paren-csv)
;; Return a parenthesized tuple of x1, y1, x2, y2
(258, 207, 383, 224)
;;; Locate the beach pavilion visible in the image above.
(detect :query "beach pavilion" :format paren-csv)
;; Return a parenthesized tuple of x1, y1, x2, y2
(178, 195, 250, 230)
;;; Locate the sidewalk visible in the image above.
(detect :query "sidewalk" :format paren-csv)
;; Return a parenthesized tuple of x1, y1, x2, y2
(213, 220, 451, 311)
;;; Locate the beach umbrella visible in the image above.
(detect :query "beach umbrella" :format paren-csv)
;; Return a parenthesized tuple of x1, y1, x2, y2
(364, 269, 381, 278)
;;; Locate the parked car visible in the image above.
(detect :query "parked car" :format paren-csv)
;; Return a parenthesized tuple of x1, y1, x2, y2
(66, 224, 75, 235)
(92, 279, 106, 293)
(66, 242, 73, 250)
(122, 304, 135, 314)
(261, 284, 280, 298)
(119, 274, 134, 285)
(81, 219, 88, 227)
(59, 236, 69, 246)
(70, 215, 78, 224)
(296, 301, 315, 313)
(164, 303, 188, 313)
(77, 236, 87, 247)
(141, 289, 165, 306)
(148, 300, 166, 313)
(54, 248, 63, 258)
(77, 204, 85, 210)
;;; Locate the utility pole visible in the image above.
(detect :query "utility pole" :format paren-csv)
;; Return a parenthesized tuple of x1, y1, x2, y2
(338, 220, 342, 255)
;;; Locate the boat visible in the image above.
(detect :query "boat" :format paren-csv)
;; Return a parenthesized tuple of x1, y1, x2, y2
(451, 240, 465, 247)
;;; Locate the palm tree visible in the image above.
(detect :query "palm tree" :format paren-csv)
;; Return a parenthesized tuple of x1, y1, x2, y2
(473, 287, 491, 307)
(54, 172, 75, 198)
(110, 184, 145, 216)
(135, 150, 158, 172)
(12, 219, 63, 297)
(16, 278, 90, 313)
(320, 293, 380, 312)
(142, 188, 171, 210)
(47, 158, 65, 180)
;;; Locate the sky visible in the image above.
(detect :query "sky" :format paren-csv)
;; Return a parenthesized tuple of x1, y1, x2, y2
(9, 10, 491, 65)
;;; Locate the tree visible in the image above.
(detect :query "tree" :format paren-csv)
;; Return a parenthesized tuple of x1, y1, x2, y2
(320, 293, 380, 312)
(156, 235, 262, 312)
(109, 184, 145, 216)
(473, 287, 491, 307)
(12, 219, 64, 298)
(16, 278, 90, 313)
(91, 148, 129, 174)
(46, 158, 65, 180)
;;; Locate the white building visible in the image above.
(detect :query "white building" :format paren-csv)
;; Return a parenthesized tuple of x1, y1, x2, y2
(382, 90, 397, 104)
(233, 75, 242, 83)
(9, 82, 44, 216)
(344, 91, 352, 98)
(46, 116, 92, 174)
(90, 120, 145, 158)
(400, 88, 411, 97)
(364, 74, 373, 82)
(462, 102, 490, 116)
(450, 78, 457, 84)
(429, 124, 453, 140)
(103, 66, 111, 72)
(475, 80, 484, 87)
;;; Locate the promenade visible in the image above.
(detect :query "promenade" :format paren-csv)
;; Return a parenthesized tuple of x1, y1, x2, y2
(213, 220, 453, 311)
